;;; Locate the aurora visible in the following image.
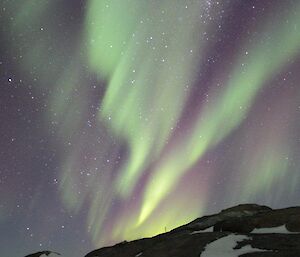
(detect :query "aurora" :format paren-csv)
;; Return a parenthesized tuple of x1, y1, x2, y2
(0, 1, 299, 256)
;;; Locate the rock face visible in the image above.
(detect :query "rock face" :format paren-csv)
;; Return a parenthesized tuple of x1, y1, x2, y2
(213, 206, 300, 233)
(24, 204, 300, 257)
(84, 204, 300, 257)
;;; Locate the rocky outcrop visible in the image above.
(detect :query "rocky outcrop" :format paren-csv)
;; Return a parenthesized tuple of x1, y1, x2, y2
(173, 204, 272, 233)
(214, 206, 300, 233)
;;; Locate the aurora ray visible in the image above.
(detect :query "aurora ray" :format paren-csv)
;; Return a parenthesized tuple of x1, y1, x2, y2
(138, 1, 300, 224)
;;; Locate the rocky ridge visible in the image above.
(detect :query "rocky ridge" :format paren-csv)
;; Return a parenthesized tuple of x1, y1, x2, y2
(25, 204, 300, 257)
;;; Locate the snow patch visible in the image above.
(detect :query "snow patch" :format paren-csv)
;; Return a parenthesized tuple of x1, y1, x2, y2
(135, 252, 143, 257)
(252, 225, 300, 234)
(190, 227, 214, 234)
(200, 234, 270, 257)
(40, 253, 61, 257)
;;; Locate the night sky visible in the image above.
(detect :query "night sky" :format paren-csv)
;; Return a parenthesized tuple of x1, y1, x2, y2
(0, 1, 300, 256)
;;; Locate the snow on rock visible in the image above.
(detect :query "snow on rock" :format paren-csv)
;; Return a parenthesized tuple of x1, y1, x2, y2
(252, 225, 300, 234)
(200, 234, 270, 257)
(190, 227, 214, 234)
(40, 253, 61, 257)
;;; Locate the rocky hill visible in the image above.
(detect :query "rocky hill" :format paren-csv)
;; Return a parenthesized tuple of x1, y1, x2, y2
(25, 204, 300, 257)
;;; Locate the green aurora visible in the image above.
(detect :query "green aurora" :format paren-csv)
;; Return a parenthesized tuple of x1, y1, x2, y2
(1, 0, 300, 255)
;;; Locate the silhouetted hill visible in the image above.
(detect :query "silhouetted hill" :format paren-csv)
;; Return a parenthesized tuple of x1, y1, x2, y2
(25, 204, 300, 257)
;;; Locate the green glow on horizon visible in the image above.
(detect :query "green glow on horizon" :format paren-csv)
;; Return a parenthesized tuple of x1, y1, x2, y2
(112, 185, 205, 244)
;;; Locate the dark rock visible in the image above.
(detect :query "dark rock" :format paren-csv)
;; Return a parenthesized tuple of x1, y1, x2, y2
(238, 233, 300, 256)
(286, 215, 300, 232)
(214, 217, 255, 233)
(213, 206, 300, 233)
(220, 204, 272, 215)
(252, 207, 300, 229)
(24, 251, 60, 257)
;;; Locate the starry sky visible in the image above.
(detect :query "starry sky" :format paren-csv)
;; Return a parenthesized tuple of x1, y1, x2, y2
(0, 0, 300, 256)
